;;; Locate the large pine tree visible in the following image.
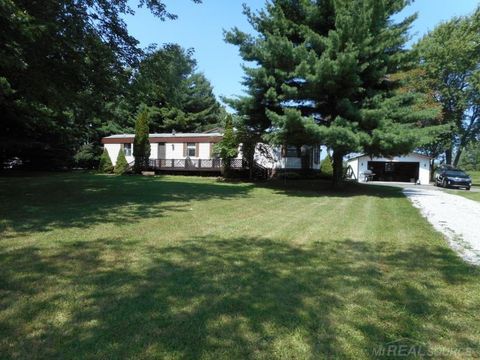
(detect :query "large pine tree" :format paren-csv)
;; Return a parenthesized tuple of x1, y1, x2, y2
(226, 0, 438, 187)
(130, 46, 224, 132)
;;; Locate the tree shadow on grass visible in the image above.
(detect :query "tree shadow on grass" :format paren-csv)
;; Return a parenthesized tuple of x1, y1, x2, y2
(258, 179, 406, 199)
(0, 173, 254, 234)
(0, 174, 405, 238)
(1, 236, 478, 359)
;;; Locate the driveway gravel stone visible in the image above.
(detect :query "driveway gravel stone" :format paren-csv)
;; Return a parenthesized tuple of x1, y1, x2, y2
(403, 187, 480, 266)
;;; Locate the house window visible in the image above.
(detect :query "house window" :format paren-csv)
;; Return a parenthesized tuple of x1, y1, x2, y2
(286, 145, 300, 157)
(313, 146, 321, 165)
(187, 143, 196, 157)
(124, 143, 132, 156)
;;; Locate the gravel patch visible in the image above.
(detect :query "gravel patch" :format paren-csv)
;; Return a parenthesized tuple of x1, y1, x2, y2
(403, 187, 480, 266)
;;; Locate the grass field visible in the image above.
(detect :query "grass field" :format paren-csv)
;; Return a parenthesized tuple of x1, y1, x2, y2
(1, 173, 479, 359)
(468, 171, 480, 186)
(448, 188, 480, 202)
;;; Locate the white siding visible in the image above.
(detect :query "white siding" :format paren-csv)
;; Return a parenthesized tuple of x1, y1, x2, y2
(105, 143, 160, 165)
(104, 143, 135, 166)
(106, 139, 326, 171)
(165, 143, 184, 159)
(155, 142, 214, 159)
(149, 143, 158, 160)
(198, 143, 211, 159)
(279, 157, 302, 169)
(252, 144, 322, 170)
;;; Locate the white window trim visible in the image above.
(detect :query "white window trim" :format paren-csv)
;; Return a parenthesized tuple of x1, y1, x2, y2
(124, 143, 132, 156)
(187, 143, 196, 157)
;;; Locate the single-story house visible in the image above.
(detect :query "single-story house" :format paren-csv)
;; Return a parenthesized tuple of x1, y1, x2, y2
(346, 153, 432, 185)
(101, 131, 323, 173)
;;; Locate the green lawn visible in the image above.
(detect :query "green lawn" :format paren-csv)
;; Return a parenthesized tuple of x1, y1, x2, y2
(447, 188, 480, 202)
(1, 173, 479, 359)
(468, 171, 480, 186)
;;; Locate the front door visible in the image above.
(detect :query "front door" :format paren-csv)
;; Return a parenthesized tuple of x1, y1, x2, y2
(158, 143, 166, 159)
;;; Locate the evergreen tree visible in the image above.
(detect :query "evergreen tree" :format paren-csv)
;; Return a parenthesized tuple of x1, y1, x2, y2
(131, 46, 224, 132)
(181, 73, 224, 131)
(114, 148, 129, 175)
(74, 144, 102, 169)
(226, 0, 439, 188)
(320, 156, 333, 178)
(99, 149, 113, 173)
(215, 115, 238, 177)
(133, 106, 151, 173)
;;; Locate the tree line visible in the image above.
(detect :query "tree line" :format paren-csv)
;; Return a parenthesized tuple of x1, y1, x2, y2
(1, 0, 223, 169)
(1, 0, 479, 184)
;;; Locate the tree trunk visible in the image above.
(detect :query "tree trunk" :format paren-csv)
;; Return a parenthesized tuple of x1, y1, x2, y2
(453, 147, 463, 168)
(248, 148, 255, 180)
(430, 159, 436, 181)
(331, 150, 345, 189)
(445, 148, 452, 165)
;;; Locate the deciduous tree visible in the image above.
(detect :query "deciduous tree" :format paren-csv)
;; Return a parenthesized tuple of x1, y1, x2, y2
(215, 115, 238, 177)
(416, 8, 480, 166)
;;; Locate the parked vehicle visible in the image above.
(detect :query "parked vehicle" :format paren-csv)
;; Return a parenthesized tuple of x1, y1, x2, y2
(435, 168, 472, 190)
(434, 164, 457, 182)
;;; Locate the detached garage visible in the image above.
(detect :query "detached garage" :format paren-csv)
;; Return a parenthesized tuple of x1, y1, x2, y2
(346, 153, 431, 185)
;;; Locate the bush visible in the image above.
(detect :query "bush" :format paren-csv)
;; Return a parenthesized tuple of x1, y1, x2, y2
(74, 143, 102, 169)
(114, 149, 129, 175)
(320, 156, 333, 177)
(98, 149, 113, 173)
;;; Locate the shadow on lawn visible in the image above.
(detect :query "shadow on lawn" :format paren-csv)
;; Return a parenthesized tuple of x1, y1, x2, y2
(1, 174, 405, 236)
(1, 236, 478, 359)
(0, 174, 255, 234)
(258, 178, 405, 199)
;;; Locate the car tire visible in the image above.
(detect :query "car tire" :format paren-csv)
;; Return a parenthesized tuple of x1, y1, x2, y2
(466, 187, 471, 191)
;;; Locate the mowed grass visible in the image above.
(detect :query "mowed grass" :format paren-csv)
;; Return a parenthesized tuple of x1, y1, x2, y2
(1, 173, 479, 359)
(468, 171, 480, 186)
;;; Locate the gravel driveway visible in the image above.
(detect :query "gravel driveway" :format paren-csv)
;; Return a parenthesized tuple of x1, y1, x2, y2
(403, 187, 480, 265)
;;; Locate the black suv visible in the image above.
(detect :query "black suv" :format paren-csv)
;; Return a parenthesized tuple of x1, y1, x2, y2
(435, 168, 472, 190)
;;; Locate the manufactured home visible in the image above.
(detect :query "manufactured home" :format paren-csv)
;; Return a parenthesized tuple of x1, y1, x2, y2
(101, 131, 322, 173)
(346, 153, 431, 185)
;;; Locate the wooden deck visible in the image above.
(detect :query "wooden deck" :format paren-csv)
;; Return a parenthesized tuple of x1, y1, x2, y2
(148, 159, 245, 172)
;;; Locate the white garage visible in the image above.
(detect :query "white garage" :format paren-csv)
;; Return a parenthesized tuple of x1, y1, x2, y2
(346, 153, 431, 185)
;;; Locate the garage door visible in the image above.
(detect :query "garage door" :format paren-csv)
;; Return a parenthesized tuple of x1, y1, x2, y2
(368, 161, 419, 182)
